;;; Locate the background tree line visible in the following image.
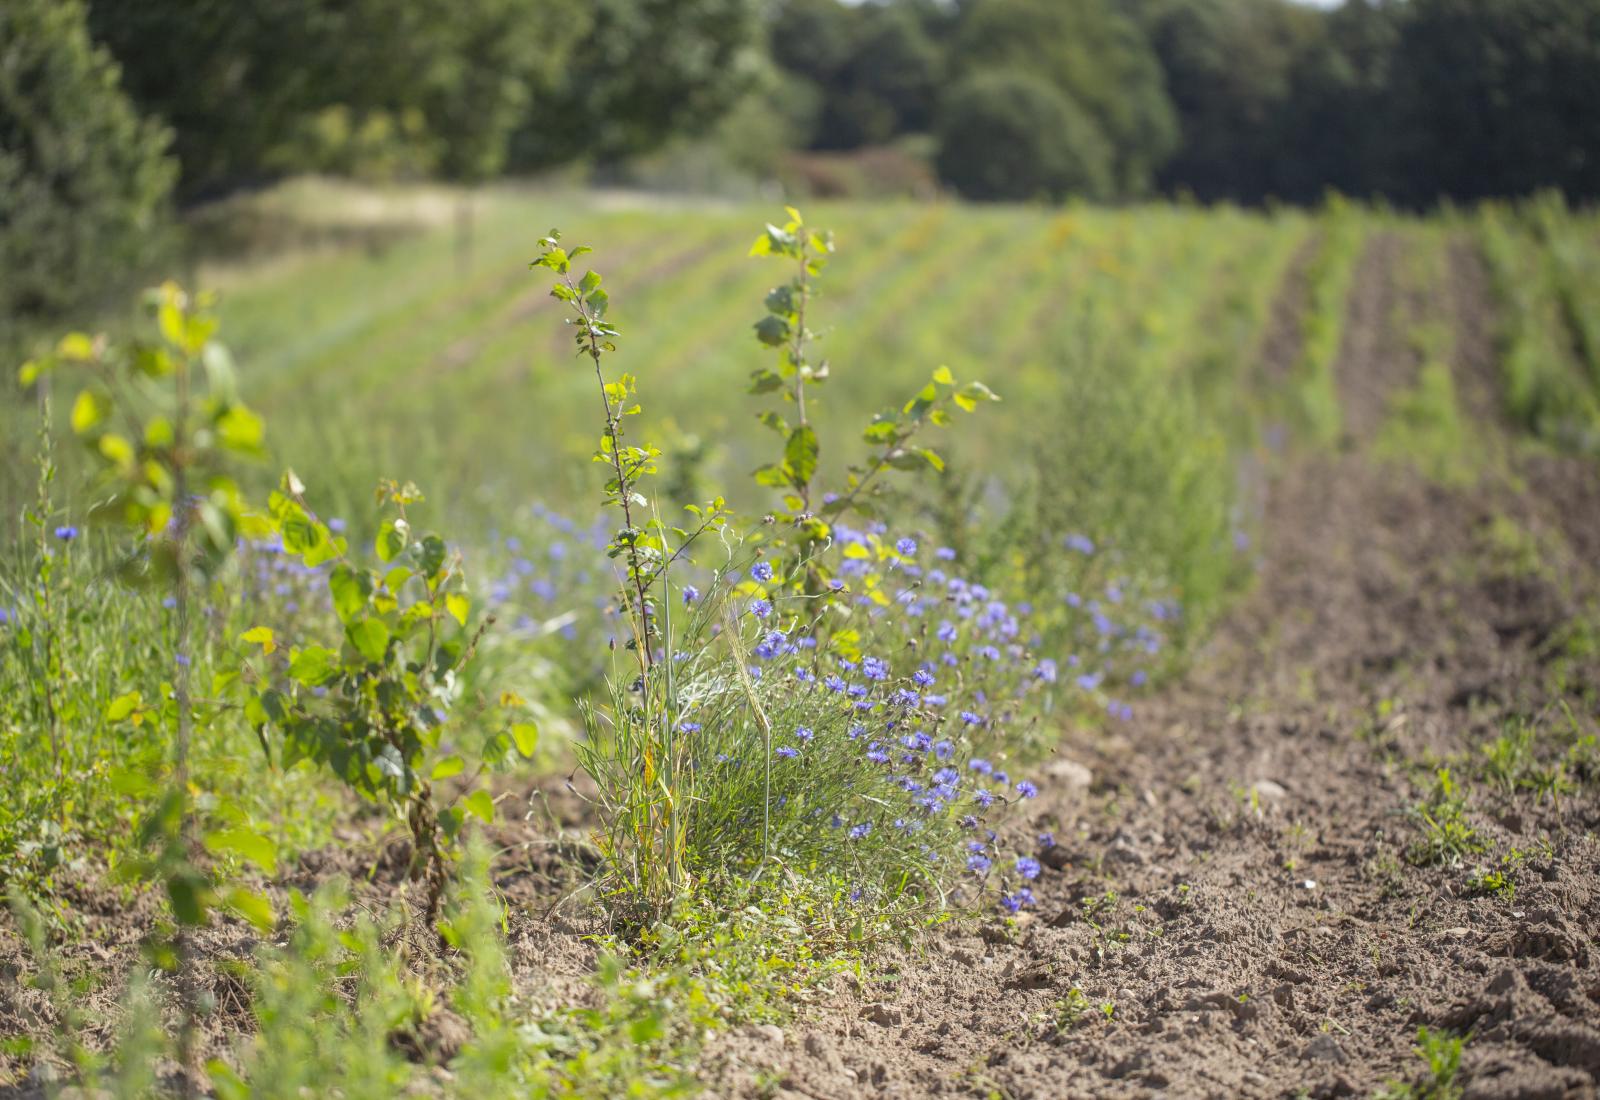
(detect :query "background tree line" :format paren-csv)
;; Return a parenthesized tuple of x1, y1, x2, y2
(4, 0, 1598, 324)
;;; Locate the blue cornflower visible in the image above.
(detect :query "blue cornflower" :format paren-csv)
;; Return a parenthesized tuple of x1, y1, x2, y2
(1065, 534, 1095, 555)
(1016, 780, 1039, 799)
(848, 823, 871, 840)
(934, 741, 955, 761)
(1076, 671, 1103, 692)
(829, 579, 846, 592)
(1131, 669, 1149, 687)
(677, 720, 702, 733)
(824, 675, 847, 693)
(796, 726, 814, 742)
(966, 853, 991, 874)
(960, 711, 982, 726)
(895, 537, 917, 556)
(913, 669, 936, 687)
(750, 561, 774, 583)
(682, 585, 700, 605)
(866, 743, 890, 764)
(749, 598, 772, 619)
(53, 525, 78, 542)
(936, 620, 958, 643)
(1038, 831, 1056, 849)
(776, 746, 799, 759)
(862, 655, 889, 681)
(969, 757, 992, 775)
(1016, 856, 1042, 880)
(1034, 659, 1058, 684)
(934, 767, 960, 786)
(936, 546, 956, 561)
(848, 724, 866, 740)
(973, 788, 994, 807)
(999, 894, 1024, 914)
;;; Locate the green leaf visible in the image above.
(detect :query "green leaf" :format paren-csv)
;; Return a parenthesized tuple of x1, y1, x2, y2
(56, 332, 96, 360)
(288, 645, 339, 687)
(98, 433, 135, 467)
(166, 876, 206, 927)
(754, 315, 791, 347)
(510, 721, 539, 757)
(416, 535, 447, 578)
(205, 828, 278, 875)
(932, 365, 956, 386)
(463, 789, 494, 823)
(346, 618, 390, 664)
(784, 425, 819, 488)
(106, 691, 143, 722)
(329, 565, 371, 623)
(216, 404, 265, 454)
(224, 887, 275, 933)
(954, 381, 1000, 412)
(70, 389, 109, 435)
(376, 520, 407, 563)
(431, 755, 466, 780)
(579, 270, 602, 295)
(445, 593, 469, 627)
(748, 369, 785, 395)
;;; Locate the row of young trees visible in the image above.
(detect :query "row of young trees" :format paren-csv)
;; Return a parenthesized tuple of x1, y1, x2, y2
(3, 0, 1598, 324)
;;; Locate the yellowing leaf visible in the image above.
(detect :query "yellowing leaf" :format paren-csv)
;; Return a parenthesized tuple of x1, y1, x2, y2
(510, 722, 539, 757)
(239, 625, 276, 655)
(445, 593, 469, 627)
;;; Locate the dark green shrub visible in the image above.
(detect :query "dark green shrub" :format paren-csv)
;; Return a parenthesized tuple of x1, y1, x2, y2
(0, 0, 175, 322)
(935, 70, 1113, 202)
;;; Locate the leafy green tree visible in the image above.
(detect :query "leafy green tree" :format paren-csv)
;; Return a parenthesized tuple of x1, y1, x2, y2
(954, 0, 1177, 196)
(1129, 0, 1323, 202)
(1389, 0, 1600, 203)
(511, 0, 762, 168)
(771, 0, 943, 149)
(1275, 0, 1401, 202)
(0, 0, 175, 321)
(86, 0, 331, 196)
(90, 0, 585, 192)
(934, 70, 1114, 202)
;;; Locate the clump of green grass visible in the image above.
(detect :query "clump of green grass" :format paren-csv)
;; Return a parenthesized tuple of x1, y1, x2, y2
(1376, 1027, 1465, 1100)
(1407, 767, 1486, 867)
